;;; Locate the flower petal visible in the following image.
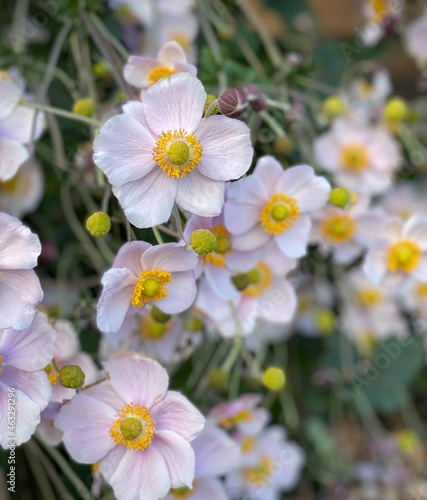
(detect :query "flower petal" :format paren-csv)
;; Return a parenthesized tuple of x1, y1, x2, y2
(124, 56, 159, 87)
(143, 73, 205, 136)
(275, 215, 311, 258)
(113, 241, 152, 275)
(175, 170, 224, 216)
(258, 277, 297, 323)
(113, 168, 178, 228)
(94, 114, 156, 186)
(141, 242, 197, 273)
(150, 390, 205, 440)
(0, 138, 29, 182)
(156, 271, 197, 314)
(196, 116, 253, 181)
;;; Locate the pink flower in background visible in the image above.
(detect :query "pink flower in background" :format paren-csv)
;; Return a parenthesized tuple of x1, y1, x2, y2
(0, 71, 45, 182)
(56, 355, 205, 500)
(0, 212, 43, 330)
(314, 117, 400, 195)
(124, 41, 197, 90)
(0, 312, 56, 447)
(404, 7, 427, 71)
(94, 73, 253, 228)
(97, 240, 198, 333)
(224, 156, 330, 258)
(364, 215, 427, 287)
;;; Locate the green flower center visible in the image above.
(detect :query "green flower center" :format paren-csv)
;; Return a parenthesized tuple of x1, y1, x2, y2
(215, 235, 231, 254)
(167, 141, 190, 166)
(120, 417, 142, 441)
(143, 278, 161, 297)
(271, 204, 289, 221)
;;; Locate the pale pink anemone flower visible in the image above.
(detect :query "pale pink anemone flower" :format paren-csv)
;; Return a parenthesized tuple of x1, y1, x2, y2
(56, 355, 205, 500)
(363, 215, 427, 287)
(0, 71, 45, 182)
(0, 212, 43, 330)
(224, 156, 331, 259)
(184, 212, 262, 301)
(0, 311, 56, 447)
(310, 193, 383, 265)
(97, 240, 198, 333)
(37, 320, 99, 446)
(225, 426, 305, 500)
(124, 41, 197, 90)
(404, 7, 427, 72)
(164, 421, 240, 500)
(94, 73, 253, 229)
(100, 308, 201, 367)
(313, 117, 400, 195)
(360, 0, 402, 47)
(209, 394, 270, 436)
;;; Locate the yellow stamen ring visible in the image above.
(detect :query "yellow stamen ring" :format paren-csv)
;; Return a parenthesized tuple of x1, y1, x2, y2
(110, 403, 155, 451)
(320, 213, 356, 245)
(132, 269, 172, 308)
(259, 193, 300, 235)
(387, 240, 421, 274)
(153, 129, 203, 179)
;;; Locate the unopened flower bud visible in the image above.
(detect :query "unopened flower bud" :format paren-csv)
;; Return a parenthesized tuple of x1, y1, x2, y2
(190, 229, 217, 255)
(218, 88, 248, 119)
(243, 84, 266, 112)
(208, 369, 229, 392)
(329, 187, 351, 208)
(72, 98, 95, 116)
(322, 96, 346, 119)
(203, 94, 219, 116)
(59, 365, 85, 389)
(186, 316, 204, 332)
(262, 367, 286, 391)
(151, 306, 171, 324)
(272, 135, 293, 156)
(86, 211, 111, 237)
(385, 97, 407, 121)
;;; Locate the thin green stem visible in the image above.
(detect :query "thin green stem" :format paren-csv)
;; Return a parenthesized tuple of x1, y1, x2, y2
(23, 101, 102, 127)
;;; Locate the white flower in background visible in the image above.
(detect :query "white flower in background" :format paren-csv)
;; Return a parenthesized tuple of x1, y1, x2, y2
(404, 7, 427, 72)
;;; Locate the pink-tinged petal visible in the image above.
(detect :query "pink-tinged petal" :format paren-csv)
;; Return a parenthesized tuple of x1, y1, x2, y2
(239, 407, 270, 435)
(223, 199, 261, 236)
(403, 215, 427, 250)
(275, 215, 311, 258)
(56, 393, 116, 463)
(196, 116, 253, 181)
(205, 265, 238, 301)
(258, 277, 297, 323)
(413, 256, 427, 282)
(159, 41, 187, 66)
(279, 165, 331, 212)
(183, 214, 212, 243)
(143, 73, 205, 136)
(0, 105, 45, 143)
(0, 212, 41, 269)
(383, 217, 403, 243)
(122, 101, 149, 128)
(333, 243, 362, 265)
(263, 241, 297, 275)
(175, 171, 224, 216)
(333, 117, 371, 145)
(313, 133, 341, 172)
(113, 241, 152, 275)
(94, 114, 156, 187)
(106, 355, 169, 407)
(141, 242, 197, 272)
(113, 168, 178, 228)
(124, 56, 160, 87)
(227, 248, 264, 273)
(156, 271, 197, 314)
(153, 430, 196, 488)
(231, 224, 271, 252)
(172, 60, 198, 76)
(0, 138, 29, 181)
(0, 81, 21, 120)
(0, 381, 45, 447)
(253, 155, 284, 182)
(1, 312, 55, 371)
(226, 174, 270, 209)
(1, 366, 50, 410)
(100, 446, 170, 500)
(0, 269, 43, 330)
(151, 390, 205, 440)
(97, 268, 136, 333)
(192, 423, 240, 477)
(84, 380, 126, 410)
(363, 246, 389, 285)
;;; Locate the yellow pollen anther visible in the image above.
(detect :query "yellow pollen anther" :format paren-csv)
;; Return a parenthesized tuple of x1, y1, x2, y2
(241, 436, 256, 454)
(415, 282, 427, 299)
(219, 409, 251, 429)
(147, 66, 174, 86)
(321, 213, 356, 244)
(153, 129, 203, 179)
(243, 262, 272, 297)
(370, 0, 388, 22)
(260, 193, 300, 234)
(357, 287, 383, 307)
(244, 456, 274, 487)
(132, 269, 172, 308)
(44, 362, 60, 385)
(0, 354, 3, 374)
(110, 403, 155, 451)
(388, 240, 421, 274)
(340, 144, 369, 172)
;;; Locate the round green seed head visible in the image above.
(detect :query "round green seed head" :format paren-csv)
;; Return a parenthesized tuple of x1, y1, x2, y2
(86, 211, 111, 238)
(329, 187, 351, 208)
(190, 229, 218, 255)
(262, 367, 286, 391)
(72, 98, 95, 116)
(151, 306, 171, 324)
(385, 97, 407, 121)
(59, 365, 85, 389)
